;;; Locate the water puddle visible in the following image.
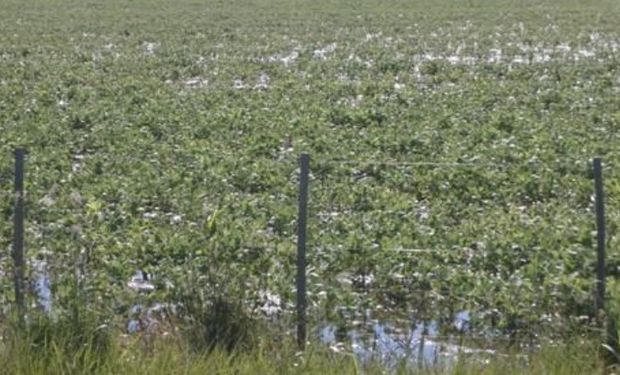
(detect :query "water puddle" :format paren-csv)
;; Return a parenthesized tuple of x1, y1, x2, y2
(127, 269, 155, 293)
(127, 302, 178, 334)
(28, 266, 515, 370)
(32, 259, 52, 313)
(320, 310, 500, 369)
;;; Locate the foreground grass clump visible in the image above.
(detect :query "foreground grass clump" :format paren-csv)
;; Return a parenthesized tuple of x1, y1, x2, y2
(0, 324, 606, 375)
(179, 288, 261, 353)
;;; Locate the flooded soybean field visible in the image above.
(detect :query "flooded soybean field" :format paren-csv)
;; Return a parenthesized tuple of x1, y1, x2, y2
(0, 0, 619, 373)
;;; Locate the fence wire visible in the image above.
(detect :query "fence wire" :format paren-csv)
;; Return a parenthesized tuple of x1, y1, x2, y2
(0, 150, 614, 354)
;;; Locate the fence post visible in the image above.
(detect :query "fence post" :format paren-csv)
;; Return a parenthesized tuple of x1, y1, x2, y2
(593, 157, 619, 362)
(594, 158, 606, 316)
(296, 153, 310, 350)
(13, 148, 26, 325)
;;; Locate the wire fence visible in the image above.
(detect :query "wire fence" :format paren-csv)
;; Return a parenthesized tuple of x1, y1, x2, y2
(0, 148, 616, 361)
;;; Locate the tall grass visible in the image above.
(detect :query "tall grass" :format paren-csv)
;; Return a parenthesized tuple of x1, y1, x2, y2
(0, 317, 608, 375)
(0, 282, 611, 374)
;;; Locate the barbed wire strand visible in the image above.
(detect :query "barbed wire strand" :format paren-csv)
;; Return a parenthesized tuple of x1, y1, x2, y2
(318, 333, 565, 344)
(312, 157, 597, 171)
(0, 150, 609, 170)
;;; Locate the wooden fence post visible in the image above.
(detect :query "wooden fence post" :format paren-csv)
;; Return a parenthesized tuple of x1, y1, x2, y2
(594, 158, 606, 315)
(13, 148, 26, 325)
(593, 157, 619, 362)
(296, 153, 310, 349)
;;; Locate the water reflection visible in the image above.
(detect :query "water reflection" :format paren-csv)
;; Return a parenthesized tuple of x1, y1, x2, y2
(32, 259, 52, 313)
(320, 310, 495, 369)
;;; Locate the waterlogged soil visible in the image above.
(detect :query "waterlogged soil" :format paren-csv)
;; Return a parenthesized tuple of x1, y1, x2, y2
(0, 0, 619, 353)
